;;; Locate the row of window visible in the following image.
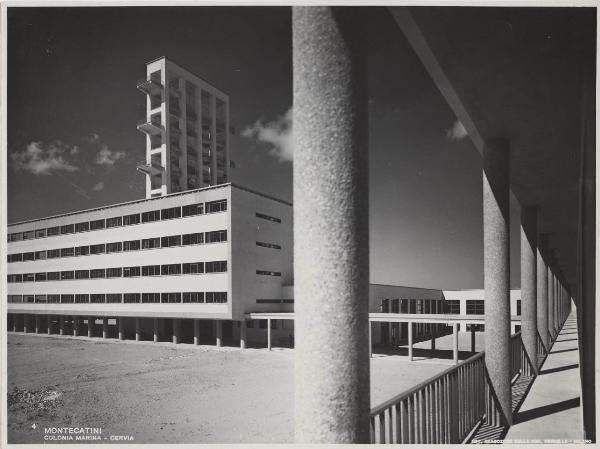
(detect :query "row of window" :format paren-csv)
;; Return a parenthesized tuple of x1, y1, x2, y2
(7, 230, 227, 263)
(446, 299, 522, 315)
(7, 291, 227, 304)
(7, 261, 228, 283)
(7, 199, 228, 242)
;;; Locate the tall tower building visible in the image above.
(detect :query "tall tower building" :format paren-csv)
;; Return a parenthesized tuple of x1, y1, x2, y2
(136, 57, 230, 198)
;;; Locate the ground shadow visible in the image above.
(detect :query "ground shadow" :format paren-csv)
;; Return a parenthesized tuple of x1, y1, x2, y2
(549, 347, 578, 355)
(513, 397, 580, 424)
(539, 363, 579, 375)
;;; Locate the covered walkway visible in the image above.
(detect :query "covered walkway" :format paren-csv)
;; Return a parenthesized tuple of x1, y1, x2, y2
(505, 312, 583, 442)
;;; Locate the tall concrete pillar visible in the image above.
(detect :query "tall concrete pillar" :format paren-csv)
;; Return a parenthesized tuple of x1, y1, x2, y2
(194, 320, 200, 345)
(267, 319, 272, 351)
(240, 320, 246, 349)
(520, 205, 538, 372)
(537, 234, 549, 351)
(102, 318, 109, 339)
(215, 320, 222, 347)
(153, 318, 159, 343)
(88, 316, 94, 338)
(118, 318, 124, 340)
(173, 319, 180, 344)
(35, 315, 40, 334)
(135, 318, 141, 341)
(73, 316, 79, 337)
(547, 254, 555, 341)
(293, 6, 369, 443)
(59, 316, 64, 335)
(23, 314, 29, 333)
(482, 138, 511, 426)
(13, 314, 18, 332)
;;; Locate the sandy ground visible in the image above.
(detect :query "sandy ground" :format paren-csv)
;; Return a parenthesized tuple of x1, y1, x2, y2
(7, 332, 480, 444)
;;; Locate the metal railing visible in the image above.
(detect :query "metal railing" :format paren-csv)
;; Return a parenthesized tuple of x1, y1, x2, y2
(370, 352, 486, 443)
(510, 331, 534, 379)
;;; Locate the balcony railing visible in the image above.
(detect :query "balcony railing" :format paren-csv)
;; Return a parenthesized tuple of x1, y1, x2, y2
(136, 160, 164, 176)
(137, 116, 163, 135)
(136, 76, 163, 95)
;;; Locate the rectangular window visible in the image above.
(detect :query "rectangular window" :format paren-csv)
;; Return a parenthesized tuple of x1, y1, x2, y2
(142, 237, 160, 249)
(516, 300, 521, 316)
(205, 199, 227, 213)
(8, 253, 23, 262)
(90, 219, 105, 230)
(23, 230, 35, 240)
(23, 252, 35, 261)
(123, 213, 141, 226)
(47, 294, 60, 303)
(106, 267, 122, 278)
(161, 292, 182, 303)
(445, 300, 460, 314)
(35, 229, 46, 239)
(183, 262, 204, 274)
(142, 210, 161, 223)
(106, 216, 122, 228)
(23, 273, 35, 282)
(256, 212, 281, 223)
(142, 265, 161, 276)
(8, 232, 23, 242)
(75, 221, 89, 233)
(142, 293, 160, 303)
(106, 294, 122, 303)
(47, 271, 60, 281)
(34, 250, 47, 260)
(160, 235, 181, 248)
(47, 226, 60, 236)
(123, 266, 141, 277)
(60, 224, 75, 234)
(24, 295, 35, 303)
(35, 295, 48, 304)
(256, 270, 281, 277)
(61, 294, 75, 304)
(161, 206, 181, 220)
(75, 294, 90, 304)
(75, 270, 90, 280)
(106, 242, 122, 253)
(90, 244, 106, 255)
(7, 274, 23, 283)
(183, 292, 204, 303)
(61, 270, 75, 280)
(75, 245, 90, 257)
(35, 272, 47, 282)
(91, 294, 106, 303)
(8, 295, 23, 303)
(466, 300, 484, 315)
(205, 230, 227, 243)
(206, 292, 227, 303)
(90, 269, 106, 279)
(256, 241, 282, 250)
(182, 203, 203, 217)
(124, 293, 141, 303)
(206, 261, 227, 273)
(47, 249, 60, 259)
(181, 231, 203, 247)
(60, 247, 75, 258)
(161, 264, 181, 276)
(123, 240, 141, 251)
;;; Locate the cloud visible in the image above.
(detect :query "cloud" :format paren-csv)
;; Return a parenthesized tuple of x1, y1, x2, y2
(446, 120, 468, 140)
(10, 141, 79, 175)
(85, 133, 101, 144)
(95, 146, 125, 166)
(70, 145, 80, 155)
(91, 181, 105, 192)
(242, 107, 293, 162)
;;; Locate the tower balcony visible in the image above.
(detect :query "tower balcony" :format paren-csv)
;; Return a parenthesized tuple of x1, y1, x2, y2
(137, 116, 163, 135)
(136, 77, 163, 96)
(136, 160, 164, 176)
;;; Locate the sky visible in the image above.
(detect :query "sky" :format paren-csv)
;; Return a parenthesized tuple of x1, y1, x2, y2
(6, 6, 522, 290)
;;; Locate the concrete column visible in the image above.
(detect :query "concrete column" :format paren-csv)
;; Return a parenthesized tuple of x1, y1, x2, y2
(547, 256, 555, 341)
(59, 316, 64, 335)
(153, 318, 159, 343)
(23, 314, 29, 333)
(47, 315, 52, 335)
(293, 6, 369, 444)
(471, 327, 476, 353)
(453, 323, 459, 364)
(267, 319, 272, 351)
(173, 319, 180, 344)
(368, 321, 372, 358)
(408, 322, 413, 361)
(73, 316, 79, 337)
(520, 205, 538, 372)
(102, 318, 108, 339)
(215, 320, 222, 347)
(482, 138, 511, 426)
(194, 319, 200, 346)
(35, 315, 40, 334)
(118, 318, 124, 340)
(240, 320, 247, 349)
(13, 314, 18, 332)
(537, 234, 549, 350)
(135, 318, 141, 341)
(88, 317, 94, 338)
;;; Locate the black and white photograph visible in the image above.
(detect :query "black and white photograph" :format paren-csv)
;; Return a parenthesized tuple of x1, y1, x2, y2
(1, 2, 597, 446)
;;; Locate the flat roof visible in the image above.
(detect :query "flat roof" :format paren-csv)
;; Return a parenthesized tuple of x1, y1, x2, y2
(8, 183, 291, 227)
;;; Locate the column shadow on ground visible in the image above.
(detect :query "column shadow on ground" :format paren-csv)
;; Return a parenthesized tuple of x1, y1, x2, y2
(513, 397, 580, 424)
(372, 346, 475, 362)
(539, 363, 579, 375)
(549, 347, 578, 355)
